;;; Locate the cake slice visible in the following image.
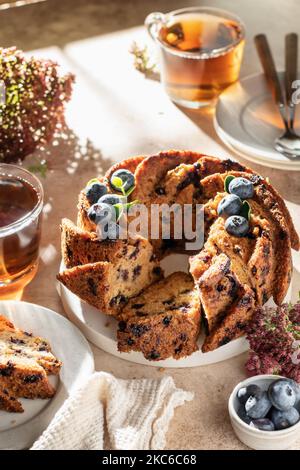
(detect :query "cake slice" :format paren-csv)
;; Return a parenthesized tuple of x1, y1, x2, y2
(0, 316, 61, 375)
(0, 315, 61, 412)
(117, 272, 201, 361)
(58, 235, 163, 316)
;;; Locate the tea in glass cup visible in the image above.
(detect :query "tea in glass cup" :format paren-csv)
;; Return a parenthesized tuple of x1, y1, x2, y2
(145, 7, 245, 108)
(0, 164, 43, 299)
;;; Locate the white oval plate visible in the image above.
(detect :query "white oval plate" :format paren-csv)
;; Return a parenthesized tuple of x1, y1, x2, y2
(58, 254, 292, 368)
(0, 301, 94, 450)
(215, 72, 300, 171)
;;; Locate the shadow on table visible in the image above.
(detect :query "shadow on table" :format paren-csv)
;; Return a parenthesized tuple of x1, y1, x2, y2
(177, 104, 300, 205)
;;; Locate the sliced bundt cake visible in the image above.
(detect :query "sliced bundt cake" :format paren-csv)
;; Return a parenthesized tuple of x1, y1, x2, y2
(117, 272, 201, 361)
(70, 151, 299, 357)
(58, 222, 163, 315)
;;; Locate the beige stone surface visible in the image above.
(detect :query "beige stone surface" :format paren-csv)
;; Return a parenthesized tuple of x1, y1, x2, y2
(1, 0, 300, 450)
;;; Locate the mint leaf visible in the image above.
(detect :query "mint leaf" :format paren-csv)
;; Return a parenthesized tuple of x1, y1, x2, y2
(240, 200, 251, 220)
(224, 175, 235, 193)
(86, 178, 99, 187)
(111, 176, 123, 189)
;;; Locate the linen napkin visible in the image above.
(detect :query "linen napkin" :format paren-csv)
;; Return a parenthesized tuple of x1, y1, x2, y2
(31, 372, 193, 450)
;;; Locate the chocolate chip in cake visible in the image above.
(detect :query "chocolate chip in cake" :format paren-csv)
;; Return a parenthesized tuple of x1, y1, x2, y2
(118, 321, 127, 332)
(127, 338, 134, 346)
(132, 265, 142, 280)
(147, 350, 160, 360)
(251, 266, 257, 275)
(216, 283, 224, 292)
(132, 303, 145, 309)
(155, 187, 166, 196)
(174, 345, 183, 355)
(119, 269, 129, 281)
(10, 337, 25, 345)
(24, 374, 41, 384)
(110, 294, 127, 307)
(136, 311, 147, 317)
(0, 361, 14, 377)
(129, 240, 141, 260)
(130, 324, 149, 337)
(152, 266, 163, 277)
(87, 277, 97, 296)
(162, 316, 172, 326)
(162, 298, 174, 305)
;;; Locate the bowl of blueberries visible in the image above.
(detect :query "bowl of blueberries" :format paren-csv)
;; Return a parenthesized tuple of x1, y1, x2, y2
(229, 375, 300, 450)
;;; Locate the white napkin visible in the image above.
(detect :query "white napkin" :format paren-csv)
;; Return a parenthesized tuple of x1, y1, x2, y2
(31, 372, 193, 450)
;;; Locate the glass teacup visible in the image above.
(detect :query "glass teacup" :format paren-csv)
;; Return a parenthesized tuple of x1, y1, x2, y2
(145, 6, 245, 108)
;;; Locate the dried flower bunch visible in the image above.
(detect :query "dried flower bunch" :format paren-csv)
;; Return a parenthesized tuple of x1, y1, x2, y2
(246, 300, 300, 382)
(0, 47, 75, 163)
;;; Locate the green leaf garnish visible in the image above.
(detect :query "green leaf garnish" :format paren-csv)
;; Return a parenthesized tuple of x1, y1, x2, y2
(111, 176, 124, 189)
(113, 203, 124, 221)
(86, 178, 99, 187)
(240, 200, 251, 220)
(224, 175, 235, 193)
(124, 185, 135, 197)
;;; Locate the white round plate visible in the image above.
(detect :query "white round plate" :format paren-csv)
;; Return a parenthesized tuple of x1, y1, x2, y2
(215, 72, 300, 171)
(58, 254, 292, 368)
(0, 301, 94, 450)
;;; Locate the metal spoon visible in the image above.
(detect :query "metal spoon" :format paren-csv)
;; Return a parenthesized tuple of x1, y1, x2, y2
(255, 33, 300, 159)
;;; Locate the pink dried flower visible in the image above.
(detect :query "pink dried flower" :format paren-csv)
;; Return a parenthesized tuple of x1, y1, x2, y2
(245, 301, 300, 383)
(0, 47, 75, 162)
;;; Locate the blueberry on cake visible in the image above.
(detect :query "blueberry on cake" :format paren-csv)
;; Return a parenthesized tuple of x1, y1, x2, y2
(0, 316, 62, 412)
(117, 272, 201, 361)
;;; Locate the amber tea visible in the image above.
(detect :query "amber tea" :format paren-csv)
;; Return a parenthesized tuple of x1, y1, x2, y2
(0, 165, 43, 299)
(146, 8, 245, 107)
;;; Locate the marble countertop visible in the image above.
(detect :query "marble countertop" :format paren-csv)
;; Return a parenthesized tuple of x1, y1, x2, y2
(1, 0, 299, 450)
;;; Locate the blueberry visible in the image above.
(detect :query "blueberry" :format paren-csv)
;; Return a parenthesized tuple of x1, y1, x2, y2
(250, 418, 275, 431)
(245, 391, 272, 419)
(98, 222, 120, 240)
(268, 379, 297, 411)
(237, 384, 262, 405)
(98, 194, 123, 206)
(85, 182, 107, 204)
(225, 215, 249, 237)
(271, 407, 300, 430)
(217, 194, 243, 218)
(87, 202, 114, 225)
(237, 404, 252, 424)
(228, 177, 254, 199)
(110, 169, 135, 193)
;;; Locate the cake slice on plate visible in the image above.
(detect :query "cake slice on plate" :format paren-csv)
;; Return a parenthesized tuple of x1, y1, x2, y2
(0, 316, 62, 413)
(117, 272, 201, 361)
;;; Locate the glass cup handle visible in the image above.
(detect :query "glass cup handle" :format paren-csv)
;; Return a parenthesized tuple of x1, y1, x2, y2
(145, 12, 165, 42)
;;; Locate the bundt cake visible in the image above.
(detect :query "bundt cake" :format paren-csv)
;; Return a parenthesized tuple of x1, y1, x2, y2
(0, 315, 61, 412)
(117, 272, 200, 361)
(57, 150, 299, 360)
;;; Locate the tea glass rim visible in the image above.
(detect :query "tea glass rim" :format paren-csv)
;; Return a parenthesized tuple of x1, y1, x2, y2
(0, 163, 44, 237)
(147, 5, 246, 59)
